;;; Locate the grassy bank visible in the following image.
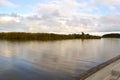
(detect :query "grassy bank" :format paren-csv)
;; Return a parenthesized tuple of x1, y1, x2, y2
(0, 32, 101, 41)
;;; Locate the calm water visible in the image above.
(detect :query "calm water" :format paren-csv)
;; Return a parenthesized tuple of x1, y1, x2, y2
(0, 38, 120, 80)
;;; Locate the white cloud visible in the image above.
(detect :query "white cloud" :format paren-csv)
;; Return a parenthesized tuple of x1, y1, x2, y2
(0, 16, 20, 23)
(0, 0, 15, 6)
(92, 0, 120, 13)
(36, 0, 80, 17)
(0, 14, 27, 32)
(21, 0, 120, 33)
(0, 0, 120, 33)
(92, 0, 120, 6)
(0, 14, 21, 24)
(98, 15, 120, 32)
(25, 0, 100, 33)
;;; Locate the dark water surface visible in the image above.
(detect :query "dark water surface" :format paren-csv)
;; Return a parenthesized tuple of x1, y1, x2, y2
(0, 38, 120, 80)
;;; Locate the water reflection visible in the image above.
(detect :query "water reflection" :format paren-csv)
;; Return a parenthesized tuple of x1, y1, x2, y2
(0, 39, 120, 80)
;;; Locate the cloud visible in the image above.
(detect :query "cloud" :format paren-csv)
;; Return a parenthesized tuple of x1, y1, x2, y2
(25, 0, 100, 33)
(98, 15, 120, 32)
(0, 0, 15, 6)
(18, 0, 120, 33)
(92, 0, 120, 14)
(0, 0, 120, 33)
(0, 14, 27, 32)
(92, 0, 120, 6)
(0, 14, 22, 24)
(36, 0, 80, 17)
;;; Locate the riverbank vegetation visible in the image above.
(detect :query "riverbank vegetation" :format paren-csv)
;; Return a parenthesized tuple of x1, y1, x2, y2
(0, 32, 101, 41)
(102, 33, 120, 38)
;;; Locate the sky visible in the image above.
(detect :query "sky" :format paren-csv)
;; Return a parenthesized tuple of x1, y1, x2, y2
(0, 0, 120, 35)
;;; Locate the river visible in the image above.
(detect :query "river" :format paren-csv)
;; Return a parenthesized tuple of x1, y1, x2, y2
(0, 38, 120, 80)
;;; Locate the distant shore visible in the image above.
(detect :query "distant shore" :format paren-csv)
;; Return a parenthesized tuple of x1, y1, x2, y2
(102, 33, 120, 38)
(0, 32, 120, 41)
(0, 32, 101, 41)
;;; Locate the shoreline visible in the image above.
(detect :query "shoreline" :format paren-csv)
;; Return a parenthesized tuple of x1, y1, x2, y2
(0, 32, 101, 41)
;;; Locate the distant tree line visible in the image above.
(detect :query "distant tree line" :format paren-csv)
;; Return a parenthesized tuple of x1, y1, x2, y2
(102, 33, 120, 38)
(0, 32, 101, 41)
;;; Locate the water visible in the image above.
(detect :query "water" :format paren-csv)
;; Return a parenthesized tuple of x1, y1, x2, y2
(0, 38, 120, 80)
